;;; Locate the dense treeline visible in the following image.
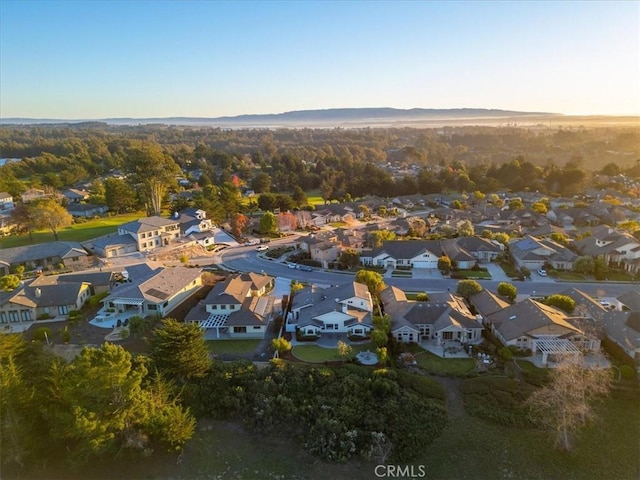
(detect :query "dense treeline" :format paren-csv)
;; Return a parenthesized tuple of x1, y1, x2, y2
(1, 319, 447, 475)
(1, 124, 639, 217)
(185, 360, 447, 463)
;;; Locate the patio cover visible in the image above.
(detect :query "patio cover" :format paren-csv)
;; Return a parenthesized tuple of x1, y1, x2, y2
(112, 298, 145, 306)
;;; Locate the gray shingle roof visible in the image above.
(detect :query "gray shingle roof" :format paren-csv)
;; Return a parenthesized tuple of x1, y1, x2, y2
(0, 241, 89, 266)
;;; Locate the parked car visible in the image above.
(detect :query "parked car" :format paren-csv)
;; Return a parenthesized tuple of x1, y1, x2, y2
(300, 266, 313, 272)
(537, 269, 547, 276)
(288, 263, 297, 269)
(256, 245, 269, 251)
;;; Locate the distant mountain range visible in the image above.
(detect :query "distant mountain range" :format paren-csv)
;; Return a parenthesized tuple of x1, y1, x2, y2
(1, 107, 563, 128)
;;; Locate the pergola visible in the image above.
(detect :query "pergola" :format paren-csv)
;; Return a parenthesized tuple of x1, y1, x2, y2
(534, 338, 581, 365)
(200, 313, 229, 339)
(111, 297, 144, 314)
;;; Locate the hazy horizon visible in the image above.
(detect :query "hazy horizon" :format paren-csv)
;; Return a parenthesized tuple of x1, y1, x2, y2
(1, 1, 639, 119)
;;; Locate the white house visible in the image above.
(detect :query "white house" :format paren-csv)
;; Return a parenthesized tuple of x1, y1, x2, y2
(286, 282, 374, 338)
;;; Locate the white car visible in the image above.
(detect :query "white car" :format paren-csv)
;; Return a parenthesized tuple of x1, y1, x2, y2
(256, 245, 269, 251)
(288, 263, 297, 269)
(537, 269, 547, 276)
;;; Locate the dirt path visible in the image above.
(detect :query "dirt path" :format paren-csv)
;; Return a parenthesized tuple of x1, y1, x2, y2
(434, 376, 466, 418)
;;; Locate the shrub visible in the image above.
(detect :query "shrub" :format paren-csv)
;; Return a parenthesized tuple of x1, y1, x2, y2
(601, 337, 636, 368)
(415, 292, 429, 301)
(33, 327, 52, 342)
(498, 347, 513, 361)
(62, 327, 71, 343)
(37, 313, 51, 320)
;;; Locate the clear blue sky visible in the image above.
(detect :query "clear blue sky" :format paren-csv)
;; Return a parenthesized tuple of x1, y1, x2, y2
(1, 0, 638, 118)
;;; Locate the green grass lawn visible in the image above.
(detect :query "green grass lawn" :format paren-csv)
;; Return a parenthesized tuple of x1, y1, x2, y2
(499, 260, 520, 278)
(207, 340, 261, 355)
(0, 212, 144, 249)
(455, 269, 491, 279)
(421, 389, 639, 480)
(292, 342, 373, 363)
(553, 271, 587, 281)
(391, 270, 413, 277)
(408, 345, 476, 376)
(607, 271, 635, 281)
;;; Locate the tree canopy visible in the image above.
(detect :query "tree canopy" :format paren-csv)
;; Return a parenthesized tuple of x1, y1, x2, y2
(149, 318, 211, 382)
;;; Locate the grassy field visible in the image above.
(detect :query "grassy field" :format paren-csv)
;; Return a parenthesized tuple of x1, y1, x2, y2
(455, 269, 491, 279)
(31, 371, 639, 480)
(207, 339, 261, 355)
(292, 342, 373, 363)
(408, 345, 477, 376)
(0, 212, 144, 249)
(420, 389, 639, 480)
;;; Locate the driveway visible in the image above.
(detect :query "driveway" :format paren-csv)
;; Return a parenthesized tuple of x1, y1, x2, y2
(484, 263, 510, 282)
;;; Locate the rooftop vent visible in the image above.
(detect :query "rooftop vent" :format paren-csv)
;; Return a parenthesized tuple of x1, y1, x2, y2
(509, 315, 516, 320)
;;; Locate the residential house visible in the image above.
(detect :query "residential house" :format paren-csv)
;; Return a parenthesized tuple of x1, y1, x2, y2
(573, 226, 640, 274)
(485, 298, 600, 365)
(66, 203, 108, 217)
(0, 241, 92, 275)
(62, 188, 91, 204)
(102, 266, 202, 318)
(617, 290, 640, 312)
(285, 282, 374, 337)
(185, 272, 275, 339)
(380, 287, 483, 345)
(90, 216, 182, 258)
(300, 231, 341, 267)
(602, 311, 640, 365)
(21, 188, 47, 203)
(509, 235, 577, 271)
(361, 240, 441, 269)
(0, 279, 91, 332)
(469, 289, 511, 327)
(0, 192, 14, 211)
(334, 228, 366, 251)
(174, 208, 216, 248)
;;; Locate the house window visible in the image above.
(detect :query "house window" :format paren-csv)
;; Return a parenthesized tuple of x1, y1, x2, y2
(9, 311, 19, 323)
(212, 305, 217, 310)
(253, 326, 262, 330)
(142, 243, 147, 248)
(221, 305, 227, 310)
(0, 312, 7, 323)
(71, 256, 79, 262)
(20, 310, 31, 321)
(58, 305, 68, 315)
(148, 304, 157, 311)
(234, 326, 247, 333)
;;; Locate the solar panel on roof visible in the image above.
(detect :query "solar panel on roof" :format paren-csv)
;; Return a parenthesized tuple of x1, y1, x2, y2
(145, 288, 169, 300)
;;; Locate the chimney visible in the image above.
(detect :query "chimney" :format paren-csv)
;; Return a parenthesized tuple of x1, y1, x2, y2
(35, 288, 41, 298)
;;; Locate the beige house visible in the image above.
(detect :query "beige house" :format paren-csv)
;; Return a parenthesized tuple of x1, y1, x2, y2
(381, 287, 483, 346)
(486, 298, 600, 365)
(0, 279, 91, 332)
(185, 272, 275, 339)
(102, 266, 202, 318)
(118, 216, 181, 251)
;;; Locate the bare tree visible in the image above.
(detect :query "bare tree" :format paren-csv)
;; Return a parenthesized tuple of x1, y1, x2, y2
(526, 356, 611, 451)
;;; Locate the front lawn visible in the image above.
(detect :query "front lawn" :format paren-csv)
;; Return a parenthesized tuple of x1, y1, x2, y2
(292, 342, 374, 363)
(408, 345, 476, 376)
(499, 260, 520, 278)
(207, 340, 261, 355)
(552, 271, 587, 281)
(454, 269, 491, 279)
(391, 269, 413, 277)
(606, 271, 635, 281)
(0, 211, 144, 248)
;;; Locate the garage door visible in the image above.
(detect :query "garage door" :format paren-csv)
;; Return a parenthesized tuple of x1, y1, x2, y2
(412, 260, 438, 269)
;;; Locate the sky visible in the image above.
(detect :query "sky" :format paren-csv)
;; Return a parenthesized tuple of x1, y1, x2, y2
(1, 0, 639, 119)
